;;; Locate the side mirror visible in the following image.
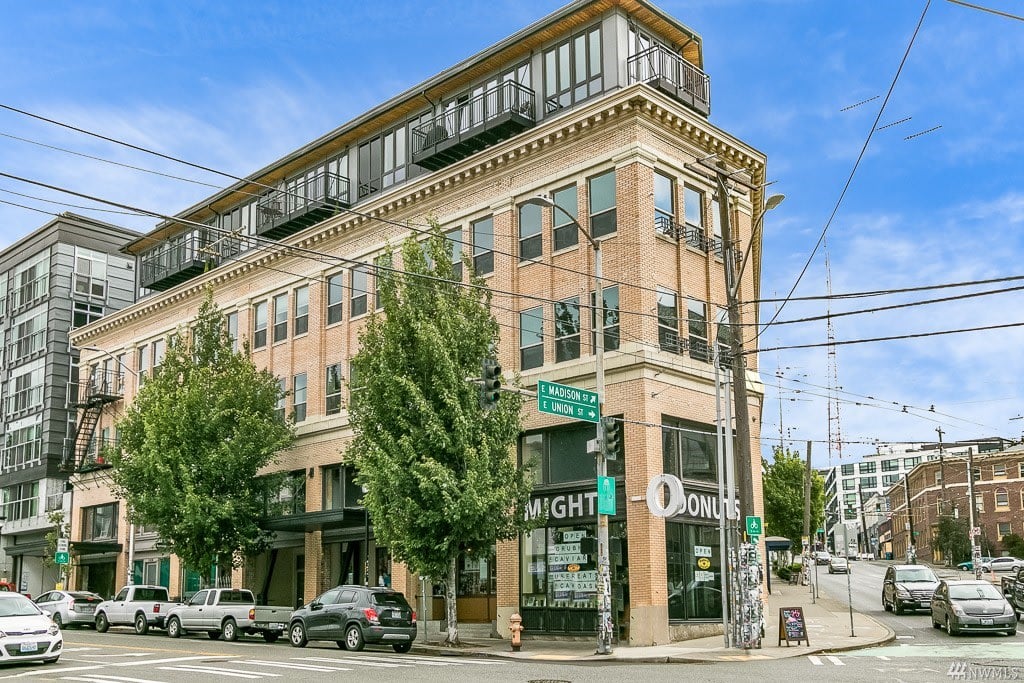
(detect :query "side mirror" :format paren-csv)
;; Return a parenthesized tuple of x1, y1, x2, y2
(310, 601, 322, 611)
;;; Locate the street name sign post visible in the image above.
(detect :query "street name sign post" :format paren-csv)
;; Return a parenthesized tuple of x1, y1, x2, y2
(537, 380, 600, 423)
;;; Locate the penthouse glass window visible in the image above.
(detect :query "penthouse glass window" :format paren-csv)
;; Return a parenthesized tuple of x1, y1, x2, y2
(253, 301, 268, 349)
(543, 25, 602, 111)
(520, 307, 543, 371)
(472, 217, 494, 276)
(554, 296, 580, 362)
(351, 267, 368, 317)
(326, 364, 343, 415)
(273, 293, 288, 343)
(294, 286, 309, 336)
(657, 288, 680, 353)
(326, 273, 344, 325)
(590, 285, 620, 352)
(519, 203, 542, 261)
(588, 171, 616, 238)
(654, 172, 675, 237)
(519, 422, 623, 486)
(552, 185, 579, 251)
(357, 124, 408, 199)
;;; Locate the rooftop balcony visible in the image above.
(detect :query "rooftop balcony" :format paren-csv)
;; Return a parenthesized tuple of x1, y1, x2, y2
(411, 81, 536, 171)
(627, 45, 710, 117)
(255, 171, 350, 241)
(139, 232, 214, 292)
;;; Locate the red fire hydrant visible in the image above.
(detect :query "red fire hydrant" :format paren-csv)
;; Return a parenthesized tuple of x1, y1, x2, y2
(509, 613, 524, 652)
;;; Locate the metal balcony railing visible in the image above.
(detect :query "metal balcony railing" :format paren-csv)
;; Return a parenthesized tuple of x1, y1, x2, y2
(255, 171, 350, 240)
(411, 81, 536, 171)
(627, 45, 710, 117)
(139, 231, 214, 292)
(71, 368, 125, 406)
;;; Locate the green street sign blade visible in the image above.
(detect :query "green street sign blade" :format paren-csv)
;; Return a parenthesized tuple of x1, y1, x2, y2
(54, 551, 70, 565)
(537, 380, 600, 423)
(745, 515, 763, 537)
(598, 476, 616, 515)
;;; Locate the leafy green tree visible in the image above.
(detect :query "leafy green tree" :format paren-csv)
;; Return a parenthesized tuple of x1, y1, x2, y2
(936, 515, 971, 564)
(109, 291, 293, 574)
(1002, 532, 1024, 558)
(346, 224, 535, 646)
(763, 446, 824, 551)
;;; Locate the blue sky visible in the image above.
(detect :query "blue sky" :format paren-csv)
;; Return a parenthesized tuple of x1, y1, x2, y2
(1, 1, 1022, 467)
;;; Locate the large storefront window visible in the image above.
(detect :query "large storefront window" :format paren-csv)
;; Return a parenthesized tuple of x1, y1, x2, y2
(519, 421, 624, 485)
(662, 417, 718, 483)
(666, 521, 721, 621)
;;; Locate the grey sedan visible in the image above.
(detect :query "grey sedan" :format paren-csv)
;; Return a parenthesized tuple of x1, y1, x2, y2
(931, 579, 1017, 636)
(34, 590, 104, 628)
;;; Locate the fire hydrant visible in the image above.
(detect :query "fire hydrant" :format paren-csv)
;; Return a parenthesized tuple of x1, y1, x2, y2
(509, 613, 524, 652)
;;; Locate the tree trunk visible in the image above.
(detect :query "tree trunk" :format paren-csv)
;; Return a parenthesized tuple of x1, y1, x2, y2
(444, 556, 460, 646)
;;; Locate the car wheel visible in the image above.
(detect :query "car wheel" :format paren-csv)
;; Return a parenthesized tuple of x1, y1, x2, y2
(134, 613, 149, 635)
(289, 621, 308, 648)
(263, 631, 280, 643)
(946, 615, 958, 636)
(167, 617, 182, 638)
(95, 612, 109, 633)
(392, 642, 412, 653)
(1007, 628, 1017, 637)
(52, 613, 63, 629)
(894, 600, 904, 616)
(207, 631, 221, 640)
(883, 595, 892, 612)
(222, 618, 238, 642)
(344, 624, 365, 652)
(336, 640, 347, 650)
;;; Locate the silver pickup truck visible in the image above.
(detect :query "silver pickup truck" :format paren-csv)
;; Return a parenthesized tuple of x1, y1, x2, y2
(94, 585, 179, 635)
(165, 588, 256, 641)
(248, 604, 293, 643)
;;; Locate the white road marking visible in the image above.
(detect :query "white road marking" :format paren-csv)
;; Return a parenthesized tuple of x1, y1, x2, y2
(160, 665, 267, 679)
(808, 655, 823, 665)
(61, 675, 163, 683)
(239, 659, 352, 672)
(298, 655, 410, 668)
(826, 655, 845, 665)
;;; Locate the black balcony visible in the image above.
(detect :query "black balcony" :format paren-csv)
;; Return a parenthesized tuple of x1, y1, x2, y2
(140, 232, 214, 292)
(412, 81, 536, 171)
(627, 45, 710, 117)
(70, 369, 125, 407)
(255, 171, 350, 241)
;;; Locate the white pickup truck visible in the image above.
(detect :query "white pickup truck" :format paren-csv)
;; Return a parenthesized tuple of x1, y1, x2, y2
(94, 585, 179, 635)
(165, 588, 256, 641)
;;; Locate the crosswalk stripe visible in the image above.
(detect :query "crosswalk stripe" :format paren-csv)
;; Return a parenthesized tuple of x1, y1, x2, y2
(808, 655, 823, 665)
(386, 654, 494, 665)
(239, 659, 352, 672)
(298, 655, 410, 668)
(826, 655, 845, 665)
(62, 676, 163, 683)
(160, 665, 267, 679)
(878, 655, 891, 660)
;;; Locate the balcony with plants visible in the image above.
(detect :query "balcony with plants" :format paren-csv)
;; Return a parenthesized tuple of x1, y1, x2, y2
(255, 170, 350, 240)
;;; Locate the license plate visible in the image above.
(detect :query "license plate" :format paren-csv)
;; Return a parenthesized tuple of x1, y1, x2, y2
(80, 607, 95, 613)
(19, 642, 38, 653)
(981, 618, 993, 625)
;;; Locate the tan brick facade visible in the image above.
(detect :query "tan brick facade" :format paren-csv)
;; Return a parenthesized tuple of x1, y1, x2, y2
(67, 3, 766, 646)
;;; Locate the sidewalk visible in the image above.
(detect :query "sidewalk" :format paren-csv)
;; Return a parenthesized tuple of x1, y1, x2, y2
(415, 580, 894, 663)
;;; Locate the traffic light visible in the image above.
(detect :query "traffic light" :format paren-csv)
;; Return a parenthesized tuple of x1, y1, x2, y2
(601, 416, 621, 460)
(480, 358, 502, 409)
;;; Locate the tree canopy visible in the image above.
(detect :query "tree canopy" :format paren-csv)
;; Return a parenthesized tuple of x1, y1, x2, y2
(763, 446, 824, 548)
(346, 223, 535, 644)
(110, 291, 294, 571)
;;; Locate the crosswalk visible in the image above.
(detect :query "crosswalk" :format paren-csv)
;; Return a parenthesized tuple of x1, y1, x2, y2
(0, 650, 495, 682)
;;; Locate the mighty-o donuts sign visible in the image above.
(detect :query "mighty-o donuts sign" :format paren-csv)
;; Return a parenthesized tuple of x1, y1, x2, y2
(645, 473, 739, 519)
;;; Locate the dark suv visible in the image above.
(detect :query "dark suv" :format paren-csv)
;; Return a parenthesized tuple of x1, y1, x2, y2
(882, 564, 939, 614)
(288, 586, 416, 653)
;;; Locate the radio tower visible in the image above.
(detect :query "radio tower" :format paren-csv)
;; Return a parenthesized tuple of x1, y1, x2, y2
(825, 245, 843, 466)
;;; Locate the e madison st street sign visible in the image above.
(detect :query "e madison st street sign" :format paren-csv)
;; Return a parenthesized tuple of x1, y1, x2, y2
(537, 379, 600, 423)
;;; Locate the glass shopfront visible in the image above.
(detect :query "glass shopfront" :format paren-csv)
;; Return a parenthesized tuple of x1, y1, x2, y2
(666, 521, 721, 621)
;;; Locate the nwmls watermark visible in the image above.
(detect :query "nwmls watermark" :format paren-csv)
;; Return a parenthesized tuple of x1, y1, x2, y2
(948, 662, 1021, 680)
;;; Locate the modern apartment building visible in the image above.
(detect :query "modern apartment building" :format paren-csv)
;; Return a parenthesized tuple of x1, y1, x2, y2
(68, 0, 769, 645)
(0, 213, 138, 596)
(822, 438, 1009, 557)
(887, 445, 1024, 564)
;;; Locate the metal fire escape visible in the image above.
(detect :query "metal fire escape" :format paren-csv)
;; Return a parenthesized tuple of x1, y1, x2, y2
(65, 367, 123, 472)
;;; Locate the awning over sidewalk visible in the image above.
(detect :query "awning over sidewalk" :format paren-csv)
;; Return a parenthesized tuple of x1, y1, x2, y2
(765, 536, 792, 553)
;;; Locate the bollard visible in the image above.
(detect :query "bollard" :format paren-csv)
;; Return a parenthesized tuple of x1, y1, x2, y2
(509, 612, 524, 652)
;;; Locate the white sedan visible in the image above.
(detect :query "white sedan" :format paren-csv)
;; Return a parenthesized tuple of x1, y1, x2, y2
(981, 557, 1024, 573)
(0, 593, 62, 665)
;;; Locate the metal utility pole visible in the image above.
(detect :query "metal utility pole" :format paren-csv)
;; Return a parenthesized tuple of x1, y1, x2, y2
(803, 440, 814, 601)
(967, 447, 981, 580)
(936, 427, 947, 515)
(903, 472, 916, 563)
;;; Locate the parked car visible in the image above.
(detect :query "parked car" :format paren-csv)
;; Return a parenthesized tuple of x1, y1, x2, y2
(34, 590, 103, 629)
(931, 579, 1016, 636)
(859, 553, 874, 561)
(957, 556, 993, 571)
(882, 564, 939, 614)
(288, 585, 416, 653)
(814, 551, 832, 566)
(165, 588, 256, 642)
(1001, 566, 1024, 615)
(828, 557, 849, 574)
(0, 592, 62, 665)
(248, 604, 293, 643)
(980, 557, 1024, 574)
(94, 585, 179, 635)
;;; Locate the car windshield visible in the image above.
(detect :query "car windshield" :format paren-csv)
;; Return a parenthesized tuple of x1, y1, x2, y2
(895, 568, 936, 582)
(372, 592, 410, 609)
(0, 595, 43, 617)
(949, 584, 1003, 600)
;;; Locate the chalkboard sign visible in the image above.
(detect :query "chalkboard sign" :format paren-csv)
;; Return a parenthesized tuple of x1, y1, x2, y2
(778, 606, 808, 646)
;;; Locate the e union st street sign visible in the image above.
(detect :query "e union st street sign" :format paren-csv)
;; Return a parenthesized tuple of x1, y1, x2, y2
(537, 380, 600, 423)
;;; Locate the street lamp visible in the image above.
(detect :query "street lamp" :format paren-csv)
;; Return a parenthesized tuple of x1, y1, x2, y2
(518, 195, 612, 655)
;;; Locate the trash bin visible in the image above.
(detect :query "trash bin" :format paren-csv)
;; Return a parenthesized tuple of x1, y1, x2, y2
(885, 552, 893, 560)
